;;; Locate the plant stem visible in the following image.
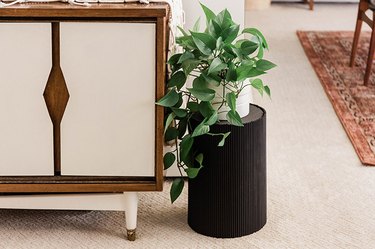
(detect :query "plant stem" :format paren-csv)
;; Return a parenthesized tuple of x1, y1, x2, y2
(217, 81, 227, 110)
(173, 136, 184, 177)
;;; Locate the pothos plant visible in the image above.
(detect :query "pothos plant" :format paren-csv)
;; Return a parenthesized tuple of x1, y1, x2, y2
(157, 4, 276, 203)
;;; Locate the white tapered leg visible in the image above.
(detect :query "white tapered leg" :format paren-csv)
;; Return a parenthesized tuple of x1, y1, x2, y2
(123, 192, 138, 241)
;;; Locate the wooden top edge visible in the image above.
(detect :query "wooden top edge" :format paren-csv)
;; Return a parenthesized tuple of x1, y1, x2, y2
(0, 2, 169, 18)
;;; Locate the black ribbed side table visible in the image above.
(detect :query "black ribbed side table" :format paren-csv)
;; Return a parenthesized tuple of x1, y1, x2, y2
(188, 104, 266, 238)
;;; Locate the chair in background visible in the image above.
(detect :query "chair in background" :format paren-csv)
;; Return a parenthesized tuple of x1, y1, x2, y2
(305, 0, 314, 10)
(350, 0, 375, 86)
(309, 0, 314, 10)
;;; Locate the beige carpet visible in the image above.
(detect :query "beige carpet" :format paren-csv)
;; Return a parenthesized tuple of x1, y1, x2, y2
(2, 3, 375, 249)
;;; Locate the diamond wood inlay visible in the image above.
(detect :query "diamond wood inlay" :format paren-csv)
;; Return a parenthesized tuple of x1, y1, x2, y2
(43, 22, 69, 175)
(44, 66, 69, 124)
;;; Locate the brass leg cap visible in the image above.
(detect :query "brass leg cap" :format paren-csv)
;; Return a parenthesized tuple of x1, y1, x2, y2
(127, 229, 136, 241)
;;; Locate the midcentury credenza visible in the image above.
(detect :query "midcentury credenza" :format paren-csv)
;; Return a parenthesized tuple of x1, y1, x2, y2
(0, 3, 168, 241)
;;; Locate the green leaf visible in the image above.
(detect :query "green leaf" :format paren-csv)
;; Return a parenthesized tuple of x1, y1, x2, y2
(256, 59, 277, 71)
(218, 132, 231, 146)
(252, 78, 264, 96)
(195, 153, 204, 165)
(164, 113, 176, 133)
(182, 59, 201, 76)
(192, 17, 201, 32)
(185, 167, 202, 179)
(226, 110, 244, 127)
(178, 118, 188, 139)
(200, 3, 216, 25)
(187, 155, 204, 179)
(156, 89, 179, 107)
(187, 87, 216, 101)
(199, 101, 215, 117)
(182, 153, 194, 168)
(192, 76, 209, 90)
(192, 35, 212, 55)
(170, 64, 182, 74)
(235, 39, 247, 48)
(163, 152, 175, 170)
(216, 36, 223, 50)
(251, 78, 264, 90)
(232, 47, 243, 58)
(208, 57, 227, 75)
(242, 28, 269, 49)
(176, 35, 196, 50)
(191, 32, 216, 50)
(177, 26, 189, 36)
(205, 111, 218, 126)
(212, 20, 223, 37)
(224, 44, 239, 57)
(258, 45, 264, 59)
(241, 41, 259, 55)
(242, 59, 256, 67)
(165, 127, 179, 142)
(174, 92, 183, 108)
(226, 92, 236, 111)
(247, 68, 266, 77)
(202, 73, 221, 87)
(236, 62, 255, 81)
(226, 63, 237, 82)
(264, 85, 271, 98)
(207, 20, 217, 38)
(177, 51, 194, 64)
(215, 9, 233, 30)
(170, 178, 184, 203)
(208, 20, 222, 38)
(180, 135, 194, 161)
(168, 53, 182, 65)
(222, 24, 240, 43)
(192, 120, 210, 137)
(237, 68, 265, 81)
(192, 49, 205, 59)
(168, 71, 187, 90)
(187, 101, 199, 112)
(172, 108, 187, 118)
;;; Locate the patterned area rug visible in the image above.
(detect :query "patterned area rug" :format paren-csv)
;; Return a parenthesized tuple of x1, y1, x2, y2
(297, 31, 375, 166)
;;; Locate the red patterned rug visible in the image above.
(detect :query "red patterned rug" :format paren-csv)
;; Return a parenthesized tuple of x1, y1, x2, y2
(297, 31, 375, 166)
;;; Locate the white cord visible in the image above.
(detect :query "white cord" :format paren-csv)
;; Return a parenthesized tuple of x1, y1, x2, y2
(0, 0, 89, 8)
(0, 0, 26, 7)
(67, 0, 89, 6)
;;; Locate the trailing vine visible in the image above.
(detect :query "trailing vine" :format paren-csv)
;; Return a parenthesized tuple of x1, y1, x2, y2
(157, 4, 276, 203)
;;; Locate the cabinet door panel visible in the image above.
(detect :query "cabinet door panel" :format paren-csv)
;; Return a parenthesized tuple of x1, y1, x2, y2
(60, 23, 156, 177)
(0, 24, 54, 176)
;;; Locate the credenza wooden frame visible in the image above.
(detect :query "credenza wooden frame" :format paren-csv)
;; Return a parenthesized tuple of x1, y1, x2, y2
(0, 3, 168, 193)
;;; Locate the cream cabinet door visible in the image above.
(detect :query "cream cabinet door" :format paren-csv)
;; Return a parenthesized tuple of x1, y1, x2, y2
(60, 23, 156, 177)
(0, 24, 54, 176)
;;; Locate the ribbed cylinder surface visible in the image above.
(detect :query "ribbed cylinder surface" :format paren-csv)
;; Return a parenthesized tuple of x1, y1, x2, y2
(188, 104, 266, 238)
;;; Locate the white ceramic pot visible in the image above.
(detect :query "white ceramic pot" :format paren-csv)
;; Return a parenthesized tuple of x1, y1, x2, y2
(211, 85, 252, 121)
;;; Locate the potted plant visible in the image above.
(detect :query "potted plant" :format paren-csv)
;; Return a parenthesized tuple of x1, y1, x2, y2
(157, 4, 275, 238)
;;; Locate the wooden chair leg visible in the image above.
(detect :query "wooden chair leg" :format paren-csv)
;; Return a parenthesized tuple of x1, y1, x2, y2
(350, 5, 364, 67)
(364, 15, 375, 86)
(350, 23, 362, 67)
(309, 0, 314, 10)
